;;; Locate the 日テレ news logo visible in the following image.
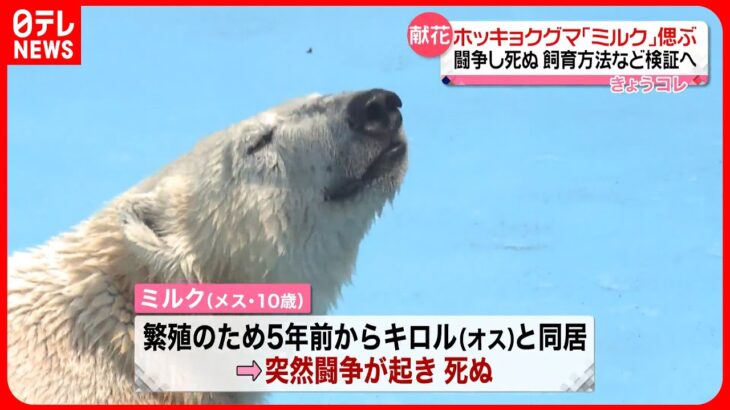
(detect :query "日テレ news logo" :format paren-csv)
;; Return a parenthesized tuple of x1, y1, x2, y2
(5, 3, 81, 65)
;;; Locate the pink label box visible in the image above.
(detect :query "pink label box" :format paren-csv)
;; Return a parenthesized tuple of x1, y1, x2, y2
(134, 283, 311, 314)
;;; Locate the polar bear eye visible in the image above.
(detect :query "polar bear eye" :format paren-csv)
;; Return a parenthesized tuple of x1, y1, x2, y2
(246, 128, 274, 155)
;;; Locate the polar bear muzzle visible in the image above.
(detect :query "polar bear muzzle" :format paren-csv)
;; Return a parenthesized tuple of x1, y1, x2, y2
(346, 88, 403, 138)
(325, 89, 407, 202)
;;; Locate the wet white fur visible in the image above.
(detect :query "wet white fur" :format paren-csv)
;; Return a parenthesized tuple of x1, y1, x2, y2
(7, 91, 407, 403)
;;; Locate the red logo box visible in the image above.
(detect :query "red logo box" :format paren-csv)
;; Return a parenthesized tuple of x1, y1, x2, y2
(2, 1, 81, 65)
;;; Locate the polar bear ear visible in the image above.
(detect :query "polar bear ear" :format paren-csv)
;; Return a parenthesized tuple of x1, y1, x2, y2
(117, 193, 171, 264)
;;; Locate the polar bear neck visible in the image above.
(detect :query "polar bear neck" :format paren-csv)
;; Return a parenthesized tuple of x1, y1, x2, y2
(177, 186, 381, 314)
(42, 192, 379, 315)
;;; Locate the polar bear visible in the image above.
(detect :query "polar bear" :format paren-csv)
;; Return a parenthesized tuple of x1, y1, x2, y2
(7, 89, 408, 404)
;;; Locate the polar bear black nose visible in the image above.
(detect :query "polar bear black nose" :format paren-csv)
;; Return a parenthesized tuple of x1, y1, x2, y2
(346, 89, 403, 137)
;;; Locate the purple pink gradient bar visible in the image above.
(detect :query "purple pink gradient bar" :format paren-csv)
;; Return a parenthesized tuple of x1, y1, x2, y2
(445, 74, 708, 85)
(134, 283, 311, 314)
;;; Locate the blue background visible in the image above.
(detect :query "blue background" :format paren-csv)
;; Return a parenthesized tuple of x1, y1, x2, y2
(8, 6, 723, 404)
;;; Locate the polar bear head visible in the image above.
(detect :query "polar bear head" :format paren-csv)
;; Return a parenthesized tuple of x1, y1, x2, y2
(117, 89, 407, 310)
(238, 88, 408, 206)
